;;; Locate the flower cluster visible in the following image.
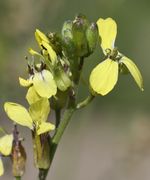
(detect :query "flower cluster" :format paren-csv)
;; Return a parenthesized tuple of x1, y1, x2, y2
(1, 15, 144, 179)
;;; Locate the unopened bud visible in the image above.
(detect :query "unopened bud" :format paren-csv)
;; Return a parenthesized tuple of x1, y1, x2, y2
(86, 22, 98, 55)
(72, 15, 89, 57)
(54, 65, 71, 91)
(62, 20, 76, 58)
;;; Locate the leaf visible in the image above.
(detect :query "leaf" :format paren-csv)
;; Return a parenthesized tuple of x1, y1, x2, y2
(37, 122, 55, 135)
(0, 158, 4, 176)
(33, 70, 57, 98)
(4, 102, 33, 129)
(0, 134, 13, 156)
(26, 86, 41, 105)
(121, 56, 144, 91)
(29, 98, 50, 123)
(97, 18, 117, 54)
(90, 58, 118, 95)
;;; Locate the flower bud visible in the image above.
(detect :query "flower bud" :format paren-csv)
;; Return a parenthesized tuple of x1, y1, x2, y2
(72, 15, 89, 57)
(61, 20, 76, 58)
(54, 65, 71, 91)
(86, 22, 98, 55)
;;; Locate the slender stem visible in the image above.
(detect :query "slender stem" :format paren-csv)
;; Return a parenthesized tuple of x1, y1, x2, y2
(76, 94, 95, 109)
(51, 97, 76, 161)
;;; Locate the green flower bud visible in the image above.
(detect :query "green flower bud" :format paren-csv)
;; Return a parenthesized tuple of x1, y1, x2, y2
(61, 20, 76, 58)
(72, 15, 89, 57)
(54, 65, 72, 91)
(86, 22, 98, 55)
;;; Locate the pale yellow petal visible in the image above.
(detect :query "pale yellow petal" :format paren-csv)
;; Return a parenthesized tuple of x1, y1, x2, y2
(0, 134, 13, 156)
(19, 77, 32, 87)
(26, 86, 41, 105)
(121, 56, 144, 91)
(4, 102, 33, 129)
(90, 58, 118, 95)
(97, 18, 117, 53)
(37, 122, 55, 135)
(29, 48, 44, 59)
(35, 29, 49, 47)
(29, 98, 50, 123)
(42, 41, 57, 64)
(0, 158, 4, 176)
(33, 70, 57, 98)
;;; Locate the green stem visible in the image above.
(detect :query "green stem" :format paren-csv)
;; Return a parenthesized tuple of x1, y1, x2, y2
(76, 94, 95, 109)
(51, 97, 76, 161)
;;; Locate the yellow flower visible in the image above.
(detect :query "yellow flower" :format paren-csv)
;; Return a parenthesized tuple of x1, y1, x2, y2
(19, 69, 57, 99)
(90, 18, 144, 96)
(0, 134, 13, 176)
(4, 98, 55, 135)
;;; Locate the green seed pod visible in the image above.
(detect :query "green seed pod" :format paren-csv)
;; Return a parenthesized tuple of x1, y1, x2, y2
(86, 22, 98, 55)
(32, 133, 51, 169)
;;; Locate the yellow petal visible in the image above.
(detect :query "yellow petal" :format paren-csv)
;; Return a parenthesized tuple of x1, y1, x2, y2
(90, 58, 118, 95)
(0, 158, 4, 176)
(37, 122, 55, 135)
(121, 56, 144, 91)
(4, 102, 33, 129)
(29, 48, 44, 59)
(29, 98, 50, 123)
(35, 29, 49, 47)
(33, 70, 57, 98)
(19, 77, 32, 87)
(0, 134, 13, 156)
(26, 86, 41, 105)
(97, 18, 117, 54)
(42, 41, 57, 64)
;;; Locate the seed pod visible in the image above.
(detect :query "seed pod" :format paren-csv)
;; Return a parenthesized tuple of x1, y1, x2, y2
(12, 142, 26, 177)
(32, 133, 51, 169)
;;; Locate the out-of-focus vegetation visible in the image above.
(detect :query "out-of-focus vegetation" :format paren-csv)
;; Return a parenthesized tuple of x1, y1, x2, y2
(0, 0, 150, 180)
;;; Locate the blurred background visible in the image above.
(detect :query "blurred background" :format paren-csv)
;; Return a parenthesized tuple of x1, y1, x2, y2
(0, 0, 150, 179)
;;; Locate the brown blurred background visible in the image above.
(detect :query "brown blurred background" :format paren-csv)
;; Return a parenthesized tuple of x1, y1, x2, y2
(0, 0, 150, 179)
